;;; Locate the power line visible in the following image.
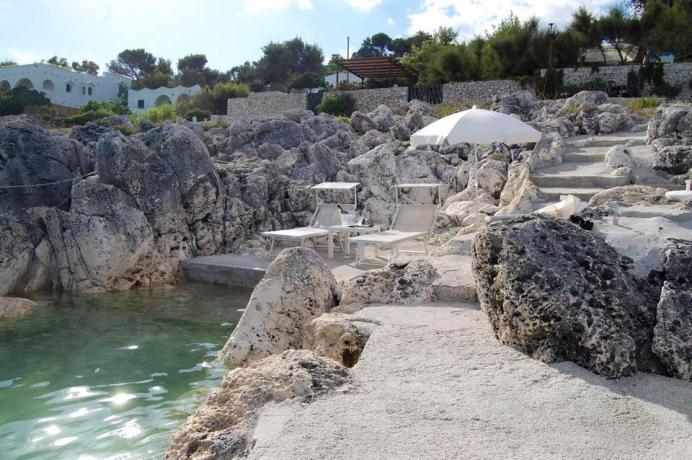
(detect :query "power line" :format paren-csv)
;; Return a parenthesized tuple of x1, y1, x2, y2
(0, 171, 96, 190)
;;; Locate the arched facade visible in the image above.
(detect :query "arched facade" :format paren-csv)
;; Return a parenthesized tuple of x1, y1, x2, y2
(42, 79, 55, 92)
(15, 78, 34, 90)
(155, 95, 172, 106)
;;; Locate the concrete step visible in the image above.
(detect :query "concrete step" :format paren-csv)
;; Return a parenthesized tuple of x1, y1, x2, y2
(565, 132, 647, 148)
(531, 162, 630, 188)
(562, 146, 606, 162)
(538, 187, 607, 202)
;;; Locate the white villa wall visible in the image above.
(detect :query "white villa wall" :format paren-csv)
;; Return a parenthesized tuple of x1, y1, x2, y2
(128, 85, 202, 113)
(0, 63, 129, 109)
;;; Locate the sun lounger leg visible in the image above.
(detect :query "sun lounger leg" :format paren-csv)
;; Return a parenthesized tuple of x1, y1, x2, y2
(268, 238, 275, 258)
(327, 232, 334, 259)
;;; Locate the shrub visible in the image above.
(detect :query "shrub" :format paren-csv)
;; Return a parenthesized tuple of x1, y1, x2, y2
(0, 87, 50, 115)
(580, 78, 607, 91)
(139, 104, 177, 124)
(316, 93, 355, 117)
(288, 73, 325, 90)
(185, 107, 211, 121)
(651, 82, 681, 98)
(626, 96, 660, 112)
(0, 94, 23, 115)
(66, 100, 131, 125)
(335, 81, 361, 90)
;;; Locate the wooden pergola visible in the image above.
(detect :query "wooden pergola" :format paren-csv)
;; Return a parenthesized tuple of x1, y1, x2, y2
(335, 57, 417, 82)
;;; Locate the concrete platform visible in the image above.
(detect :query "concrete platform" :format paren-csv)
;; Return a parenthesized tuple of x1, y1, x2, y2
(532, 162, 631, 188)
(181, 251, 477, 303)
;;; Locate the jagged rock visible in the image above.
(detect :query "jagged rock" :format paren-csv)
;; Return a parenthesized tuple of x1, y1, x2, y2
(347, 143, 397, 225)
(526, 133, 563, 169)
(472, 215, 657, 378)
(303, 313, 376, 367)
(220, 247, 338, 367)
(350, 111, 377, 133)
(604, 145, 634, 170)
(496, 162, 540, 215)
(368, 104, 395, 132)
(588, 185, 668, 209)
(407, 99, 436, 118)
(0, 215, 33, 295)
(70, 122, 113, 150)
(340, 259, 439, 309)
(0, 296, 37, 319)
(647, 105, 691, 141)
(566, 91, 609, 109)
(597, 106, 634, 135)
(491, 91, 535, 120)
(443, 191, 497, 226)
(652, 239, 692, 381)
(0, 116, 92, 214)
(652, 145, 692, 175)
(166, 350, 350, 459)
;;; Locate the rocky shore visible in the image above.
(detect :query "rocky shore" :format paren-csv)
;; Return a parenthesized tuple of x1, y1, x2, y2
(2, 92, 691, 458)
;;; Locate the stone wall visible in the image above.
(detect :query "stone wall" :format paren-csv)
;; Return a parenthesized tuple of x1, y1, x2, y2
(337, 87, 409, 112)
(442, 80, 523, 104)
(227, 92, 307, 120)
(557, 63, 692, 99)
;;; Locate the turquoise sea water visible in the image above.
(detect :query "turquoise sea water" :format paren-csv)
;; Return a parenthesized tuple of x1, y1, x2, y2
(0, 284, 252, 459)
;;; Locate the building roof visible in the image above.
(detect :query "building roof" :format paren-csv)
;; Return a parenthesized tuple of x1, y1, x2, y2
(335, 57, 417, 79)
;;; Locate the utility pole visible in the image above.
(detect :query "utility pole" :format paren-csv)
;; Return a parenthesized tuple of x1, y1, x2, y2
(346, 36, 350, 83)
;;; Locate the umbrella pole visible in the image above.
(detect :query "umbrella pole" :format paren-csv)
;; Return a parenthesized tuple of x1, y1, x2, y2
(474, 146, 480, 229)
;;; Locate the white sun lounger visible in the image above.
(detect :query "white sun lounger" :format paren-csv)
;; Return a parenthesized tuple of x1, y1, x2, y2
(349, 203, 439, 266)
(261, 203, 346, 257)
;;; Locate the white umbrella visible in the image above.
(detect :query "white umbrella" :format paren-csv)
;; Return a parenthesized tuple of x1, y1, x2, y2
(410, 105, 542, 146)
(410, 105, 542, 227)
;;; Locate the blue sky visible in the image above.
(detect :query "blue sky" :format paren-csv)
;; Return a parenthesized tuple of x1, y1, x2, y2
(0, 0, 615, 72)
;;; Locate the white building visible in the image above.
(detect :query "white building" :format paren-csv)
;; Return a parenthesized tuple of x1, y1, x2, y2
(324, 71, 363, 87)
(127, 85, 202, 113)
(0, 63, 130, 108)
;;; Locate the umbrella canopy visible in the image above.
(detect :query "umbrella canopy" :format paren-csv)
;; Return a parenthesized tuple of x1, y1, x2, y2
(410, 105, 542, 146)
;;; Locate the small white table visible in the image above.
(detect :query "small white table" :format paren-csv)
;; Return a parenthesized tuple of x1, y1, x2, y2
(327, 225, 380, 259)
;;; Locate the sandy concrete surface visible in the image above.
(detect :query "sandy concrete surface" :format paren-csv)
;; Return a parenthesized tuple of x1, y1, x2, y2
(249, 304, 692, 459)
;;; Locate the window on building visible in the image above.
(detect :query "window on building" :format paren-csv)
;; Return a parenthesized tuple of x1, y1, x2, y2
(82, 86, 86, 95)
(87, 87, 92, 96)
(66, 83, 72, 93)
(137, 99, 145, 109)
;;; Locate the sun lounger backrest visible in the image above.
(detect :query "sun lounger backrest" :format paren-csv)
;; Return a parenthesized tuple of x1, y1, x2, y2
(391, 204, 438, 234)
(310, 204, 343, 228)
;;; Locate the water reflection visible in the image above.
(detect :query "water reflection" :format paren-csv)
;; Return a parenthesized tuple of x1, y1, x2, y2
(0, 283, 250, 459)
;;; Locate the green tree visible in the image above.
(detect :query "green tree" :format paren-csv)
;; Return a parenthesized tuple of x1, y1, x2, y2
(640, 0, 692, 60)
(107, 49, 157, 84)
(71, 60, 100, 75)
(46, 56, 68, 67)
(0, 60, 16, 67)
(479, 42, 502, 79)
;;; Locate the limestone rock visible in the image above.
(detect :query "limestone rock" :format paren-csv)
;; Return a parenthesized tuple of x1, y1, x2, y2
(367, 104, 395, 132)
(604, 145, 634, 170)
(0, 116, 91, 215)
(647, 105, 691, 141)
(496, 162, 540, 215)
(598, 111, 633, 135)
(0, 215, 33, 295)
(652, 239, 692, 381)
(527, 133, 563, 170)
(652, 145, 692, 175)
(472, 215, 656, 378)
(491, 91, 535, 120)
(407, 99, 437, 118)
(0, 296, 37, 319)
(166, 350, 350, 459)
(303, 313, 375, 367)
(340, 259, 439, 308)
(220, 247, 338, 367)
(588, 185, 668, 209)
(566, 91, 609, 109)
(351, 111, 377, 133)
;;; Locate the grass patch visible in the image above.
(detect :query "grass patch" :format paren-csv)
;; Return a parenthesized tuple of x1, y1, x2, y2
(626, 96, 661, 116)
(433, 101, 492, 118)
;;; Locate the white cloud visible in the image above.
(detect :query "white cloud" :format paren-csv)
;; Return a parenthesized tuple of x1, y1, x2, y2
(243, 0, 314, 13)
(348, 0, 384, 11)
(407, 0, 613, 38)
(387, 17, 395, 25)
(4, 49, 43, 64)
